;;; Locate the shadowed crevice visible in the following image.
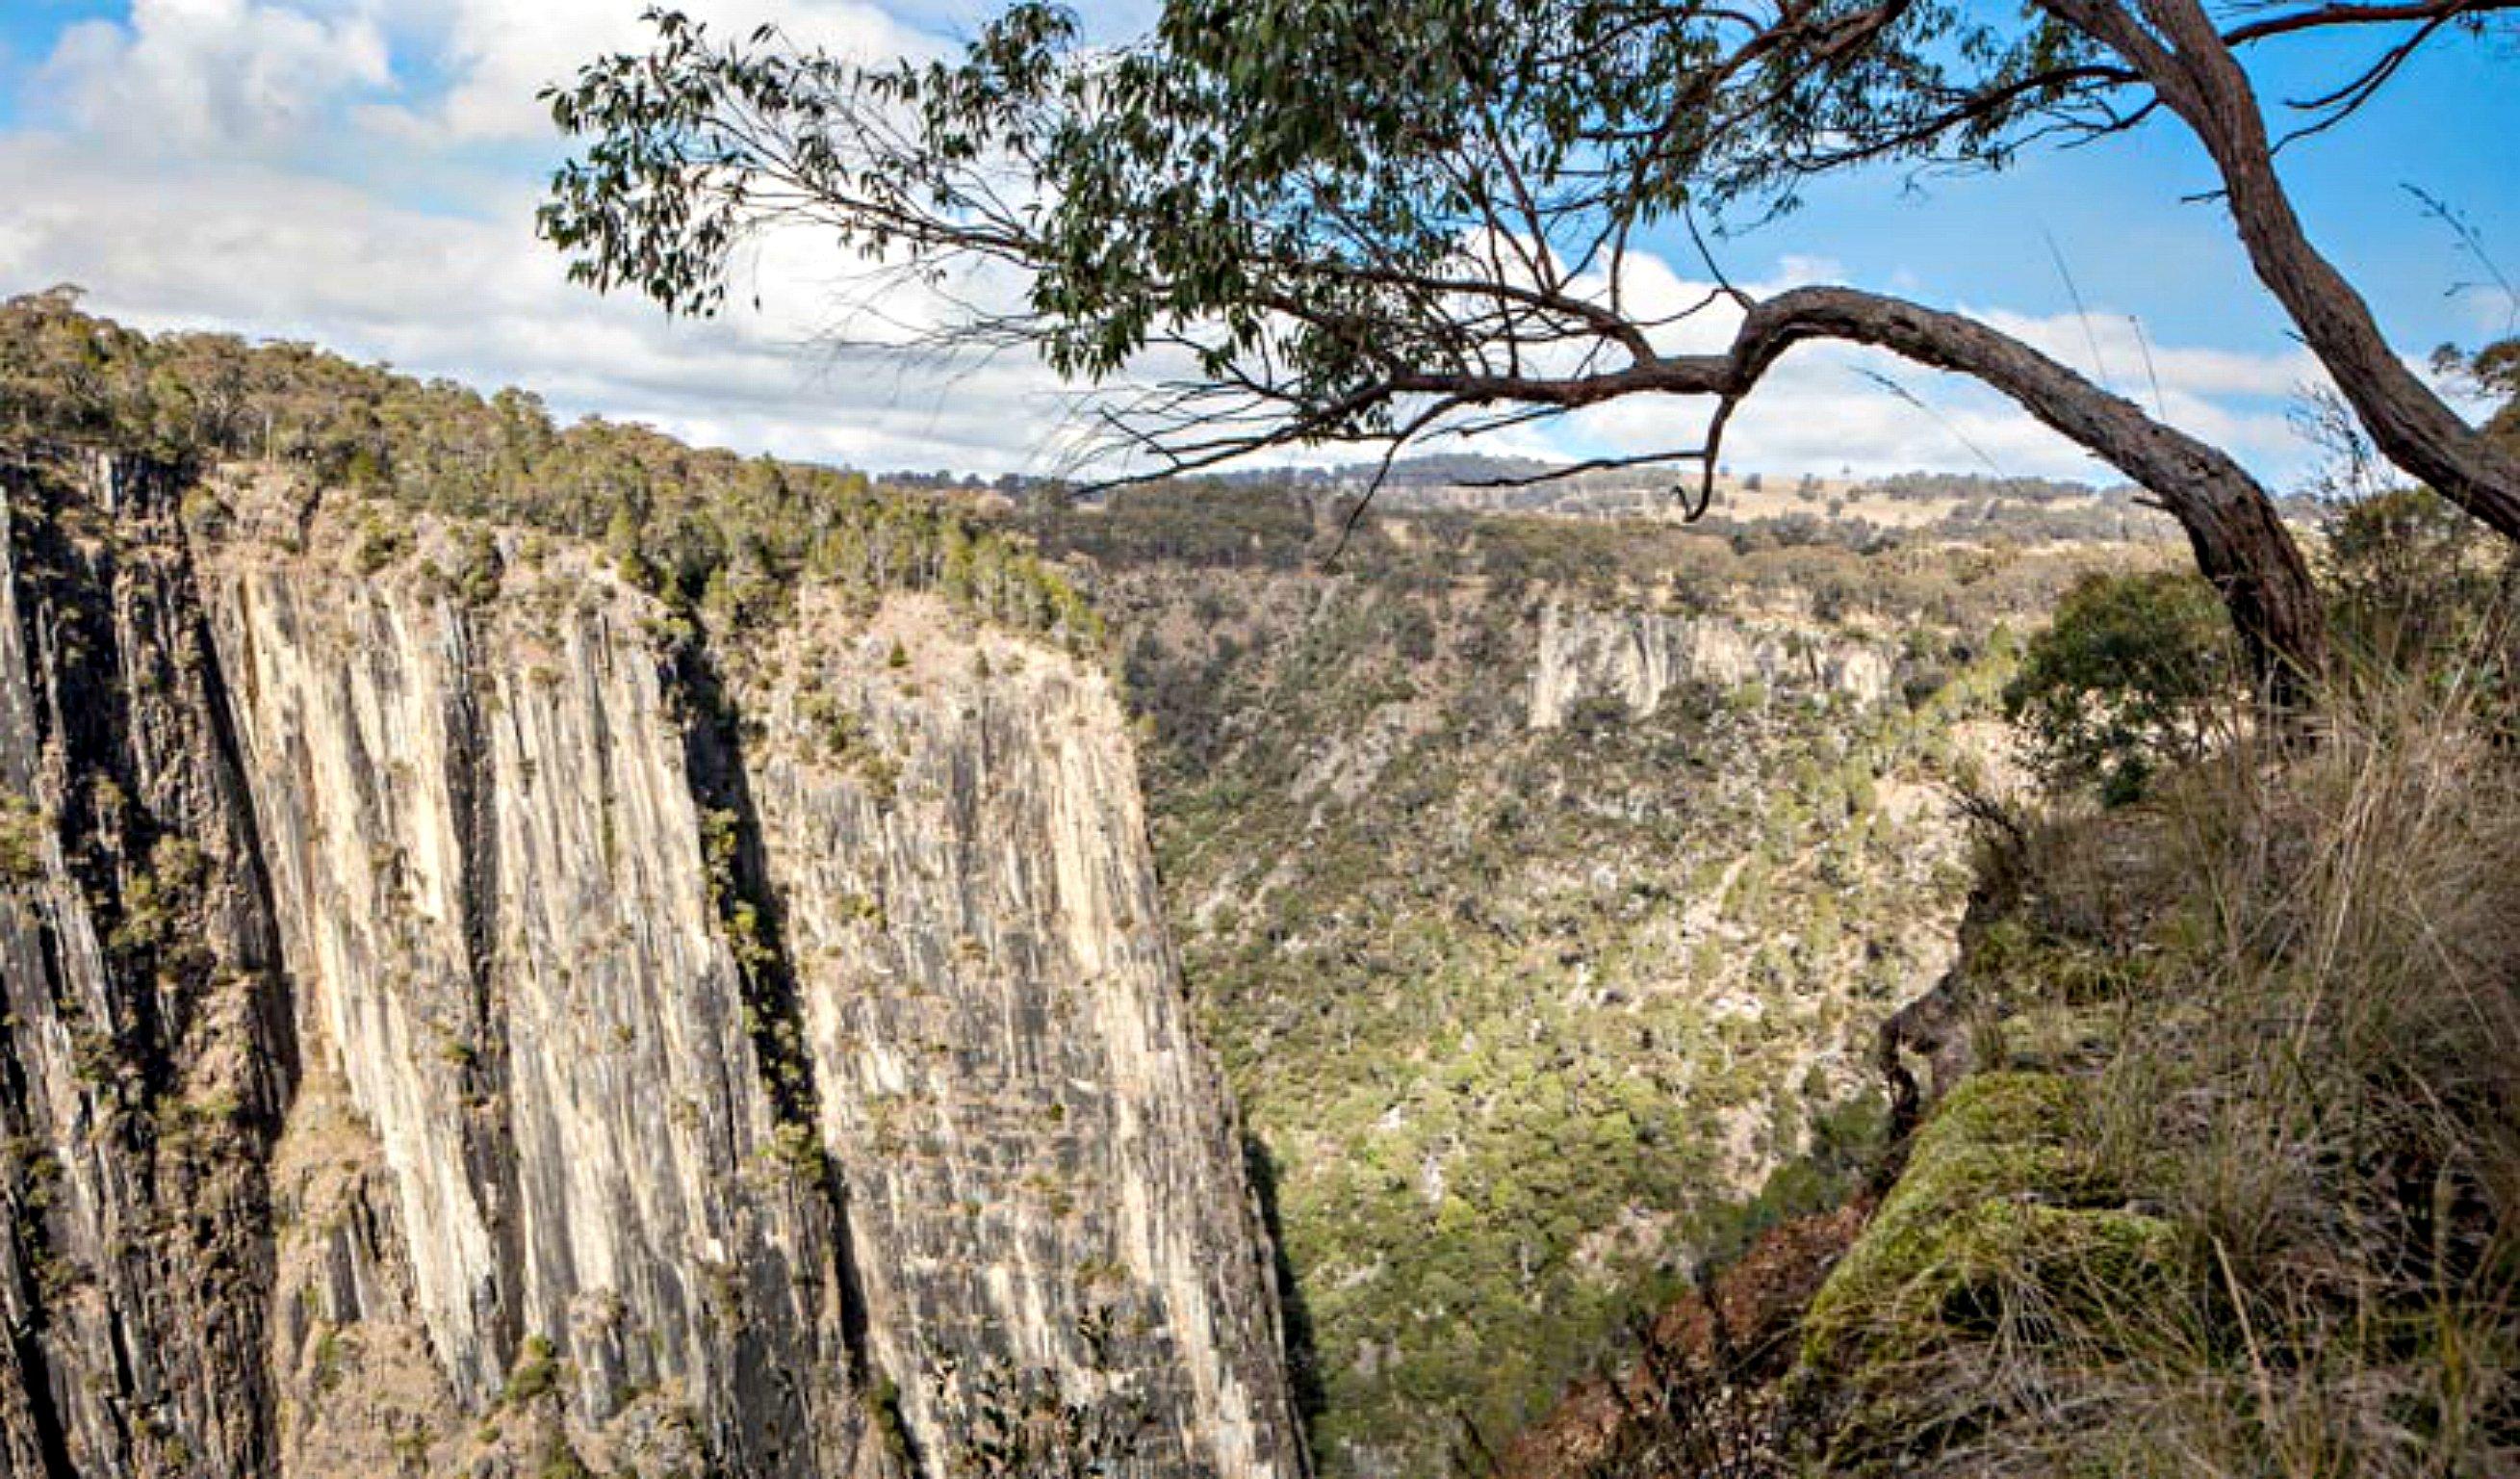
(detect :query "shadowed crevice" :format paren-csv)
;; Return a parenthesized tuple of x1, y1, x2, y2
(666, 627, 921, 1479)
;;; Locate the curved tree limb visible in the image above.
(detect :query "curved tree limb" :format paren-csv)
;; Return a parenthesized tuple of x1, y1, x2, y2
(1391, 284, 2327, 698)
(2044, 0, 2520, 538)
(541, 3, 2425, 704)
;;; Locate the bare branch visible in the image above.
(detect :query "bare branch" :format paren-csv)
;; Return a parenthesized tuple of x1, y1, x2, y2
(1459, 445, 1715, 488)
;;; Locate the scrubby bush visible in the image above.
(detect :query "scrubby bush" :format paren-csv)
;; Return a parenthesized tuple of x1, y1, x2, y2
(2322, 486, 2513, 675)
(0, 792, 50, 887)
(2002, 569, 2236, 805)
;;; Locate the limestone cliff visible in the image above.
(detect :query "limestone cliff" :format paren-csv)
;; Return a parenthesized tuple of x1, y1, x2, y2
(0, 450, 1303, 1478)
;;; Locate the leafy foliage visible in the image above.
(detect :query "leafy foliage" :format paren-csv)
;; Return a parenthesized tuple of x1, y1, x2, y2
(534, 0, 2144, 463)
(2323, 487, 2514, 670)
(2437, 335, 2520, 447)
(0, 791, 50, 888)
(2002, 570, 2234, 806)
(536, 0, 2520, 716)
(533, 1, 2508, 532)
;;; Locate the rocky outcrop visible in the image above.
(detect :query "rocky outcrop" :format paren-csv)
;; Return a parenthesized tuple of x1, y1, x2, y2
(1529, 601, 1893, 729)
(0, 452, 1303, 1478)
(205, 517, 863, 1476)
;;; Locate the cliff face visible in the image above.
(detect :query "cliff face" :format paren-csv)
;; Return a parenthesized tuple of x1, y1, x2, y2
(0, 454, 296, 1479)
(0, 452, 1302, 1478)
(1528, 601, 1894, 730)
(738, 594, 1291, 1478)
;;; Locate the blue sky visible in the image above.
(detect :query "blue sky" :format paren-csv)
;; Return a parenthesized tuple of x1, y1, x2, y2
(1755, 24, 2519, 352)
(0, 0, 2510, 484)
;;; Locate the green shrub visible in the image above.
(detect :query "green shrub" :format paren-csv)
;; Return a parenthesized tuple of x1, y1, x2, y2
(534, 1432, 593, 1479)
(453, 527, 505, 605)
(501, 1335, 561, 1406)
(0, 792, 49, 887)
(353, 510, 411, 574)
(2002, 569, 2234, 805)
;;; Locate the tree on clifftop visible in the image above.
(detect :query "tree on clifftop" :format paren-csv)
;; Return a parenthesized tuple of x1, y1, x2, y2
(538, 0, 2520, 702)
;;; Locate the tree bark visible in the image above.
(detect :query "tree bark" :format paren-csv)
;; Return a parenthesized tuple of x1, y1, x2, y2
(1400, 284, 2329, 699)
(2045, 0, 2520, 540)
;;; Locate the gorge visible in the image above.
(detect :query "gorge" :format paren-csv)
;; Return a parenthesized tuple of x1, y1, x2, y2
(1019, 484, 2128, 1474)
(0, 306, 2172, 1478)
(5, 0, 2511, 1459)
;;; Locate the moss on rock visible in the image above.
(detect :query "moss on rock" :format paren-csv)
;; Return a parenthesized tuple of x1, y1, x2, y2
(1997, 1003, 2122, 1076)
(1803, 1072, 2178, 1374)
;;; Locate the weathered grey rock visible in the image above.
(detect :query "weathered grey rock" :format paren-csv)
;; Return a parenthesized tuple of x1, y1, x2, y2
(203, 522, 863, 1475)
(0, 454, 1303, 1478)
(1528, 600, 1893, 729)
(740, 593, 1300, 1479)
(0, 452, 293, 1479)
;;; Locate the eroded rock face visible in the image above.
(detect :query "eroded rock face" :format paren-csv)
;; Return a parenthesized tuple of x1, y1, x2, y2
(0, 453, 294, 1479)
(0, 454, 1303, 1478)
(740, 594, 1295, 1478)
(1529, 601, 1893, 729)
(205, 528, 861, 1476)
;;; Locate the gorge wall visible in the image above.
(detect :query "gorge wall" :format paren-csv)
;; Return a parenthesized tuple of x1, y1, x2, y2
(0, 451, 1304, 1478)
(1528, 600, 1895, 730)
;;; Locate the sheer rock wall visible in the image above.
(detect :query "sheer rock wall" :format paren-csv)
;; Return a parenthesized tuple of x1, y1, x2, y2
(0, 453, 1302, 1479)
(1529, 600, 1894, 729)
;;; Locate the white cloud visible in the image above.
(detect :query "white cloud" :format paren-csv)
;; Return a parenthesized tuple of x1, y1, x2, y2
(2453, 286, 2520, 342)
(362, 0, 933, 143)
(35, 0, 939, 151)
(39, 0, 393, 154)
(0, 133, 1092, 475)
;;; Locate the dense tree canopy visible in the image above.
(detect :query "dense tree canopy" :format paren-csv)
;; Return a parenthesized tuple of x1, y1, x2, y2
(541, 0, 2520, 697)
(2003, 568, 2236, 804)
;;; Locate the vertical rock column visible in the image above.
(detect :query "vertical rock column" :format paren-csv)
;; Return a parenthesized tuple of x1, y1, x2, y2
(0, 454, 294, 1478)
(742, 593, 1309, 1479)
(1528, 600, 1897, 728)
(200, 524, 870, 1476)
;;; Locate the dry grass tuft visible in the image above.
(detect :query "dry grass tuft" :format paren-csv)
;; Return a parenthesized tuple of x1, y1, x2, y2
(1820, 654, 2520, 1476)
